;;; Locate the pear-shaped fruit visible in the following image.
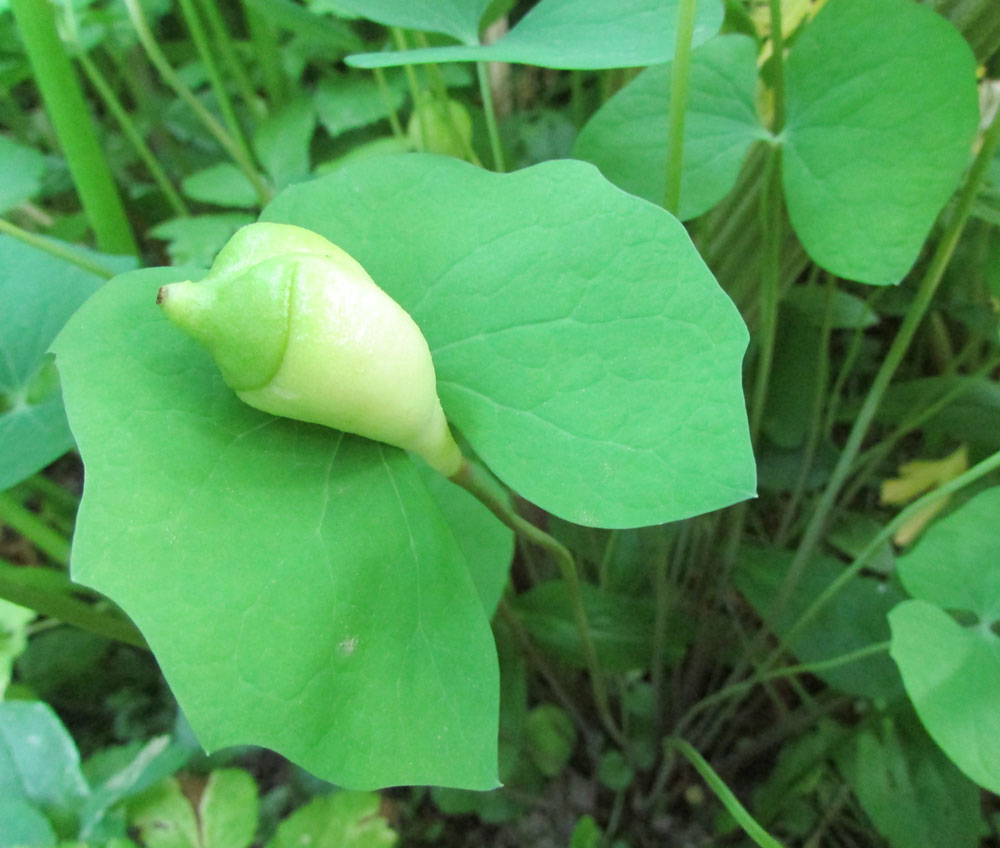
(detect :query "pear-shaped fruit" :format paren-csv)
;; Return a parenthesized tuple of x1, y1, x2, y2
(157, 222, 463, 476)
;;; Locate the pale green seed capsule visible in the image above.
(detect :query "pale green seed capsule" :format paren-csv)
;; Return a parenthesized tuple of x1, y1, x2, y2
(157, 222, 463, 476)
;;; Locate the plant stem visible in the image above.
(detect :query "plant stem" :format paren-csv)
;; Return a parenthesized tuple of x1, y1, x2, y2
(477, 61, 506, 172)
(177, 0, 256, 167)
(767, 0, 786, 132)
(0, 492, 71, 565)
(243, 2, 285, 106)
(123, 0, 270, 206)
(10, 0, 137, 256)
(450, 458, 622, 743)
(196, 0, 264, 120)
(373, 67, 405, 139)
(391, 29, 427, 152)
(61, 5, 189, 217)
(663, 0, 697, 214)
(0, 219, 116, 278)
(663, 737, 784, 848)
(0, 557, 147, 649)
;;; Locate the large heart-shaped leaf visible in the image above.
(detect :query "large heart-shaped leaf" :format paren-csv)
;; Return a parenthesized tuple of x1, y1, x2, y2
(573, 35, 766, 220)
(346, 0, 724, 70)
(53, 268, 512, 790)
(889, 487, 1000, 794)
(0, 236, 130, 491)
(261, 154, 755, 528)
(782, 0, 979, 284)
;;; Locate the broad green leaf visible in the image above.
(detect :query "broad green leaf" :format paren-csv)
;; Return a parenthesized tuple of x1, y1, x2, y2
(573, 35, 765, 219)
(199, 769, 258, 848)
(347, 0, 724, 70)
(0, 136, 46, 213)
(332, 0, 492, 43)
(889, 487, 1000, 793)
(253, 98, 316, 191)
(513, 580, 682, 672)
(735, 546, 904, 700)
(0, 797, 57, 848)
(265, 791, 397, 848)
(314, 75, 405, 140)
(181, 164, 258, 209)
(0, 235, 123, 491)
(53, 268, 503, 790)
(761, 306, 821, 450)
(782, 285, 879, 330)
(127, 779, 199, 848)
(0, 599, 33, 698)
(523, 704, 575, 777)
(782, 0, 979, 284)
(150, 215, 256, 268)
(836, 710, 983, 848)
(262, 155, 755, 527)
(0, 701, 89, 839)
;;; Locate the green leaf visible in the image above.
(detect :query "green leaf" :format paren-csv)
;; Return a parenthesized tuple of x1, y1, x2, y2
(0, 235, 120, 490)
(781, 0, 979, 284)
(782, 285, 879, 330)
(836, 710, 983, 848)
(332, 0, 492, 43)
(735, 546, 904, 700)
(314, 75, 405, 140)
(346, 0, 724, 70)
(573, 35, 765, 219)
(53, 268, 502, 790)
(0, 136, 47, 213)
(0, 599, 34, 699)
(253, 98, 316, 191)
(0, 797, 57, 848)
(523, 704, 575, 777)
(127, 778, 199, 848)
(199, 769, 258, 848)
(265, 791, 397, 848)
(513, 580, 677, 672)
(181, 164, 258, 209)
(262, 155, 755, 527)
(241, 0, 363, 54)
(889, 487, 1000, 793)
(149, 214, 256, 268)
(0, 701, 89, 839)
(761, 306, 822, 450)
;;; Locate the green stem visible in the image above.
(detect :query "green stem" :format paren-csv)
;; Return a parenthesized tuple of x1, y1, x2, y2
(10, 0, 137, 255)
(177, 0, 256, 168)
(767, 0, 786, 132)
(663, 0, 698, 214)
(392, 29, 427, 152)
(61, 6, 189, 218)
(450, 459, 622, 743)
(24, 475, 80, 515)
(244, 3, 285, 106)
(0, 492, 71, 565)
(373, 67, 405, 140)
(413, 33, 482, 166)
(0, 219, 115, 278)
(664, 737, 785, 848)
(771, 108, 1000, 637)
(476, 61, 506, 172)
(123, 0, 270, 206)
(196, 0, 265, 121)
(0, 557, 147, 649)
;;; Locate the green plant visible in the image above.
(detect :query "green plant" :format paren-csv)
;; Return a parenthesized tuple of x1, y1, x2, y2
(3, 0, 1000, 845)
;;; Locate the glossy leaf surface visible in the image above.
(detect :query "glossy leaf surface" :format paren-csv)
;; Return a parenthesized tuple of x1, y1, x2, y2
(346, 0, 723, 70)
(889, 487, 1000, 794)
(263, 155, 755, 527)
(53, 268, 508, 790)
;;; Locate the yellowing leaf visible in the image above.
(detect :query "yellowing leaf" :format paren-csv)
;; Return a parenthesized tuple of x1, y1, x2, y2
(881, 445, 968, 546)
